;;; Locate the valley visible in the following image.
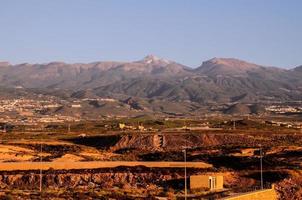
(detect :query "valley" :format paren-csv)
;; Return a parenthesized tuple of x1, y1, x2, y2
(0, 57, 301, 199)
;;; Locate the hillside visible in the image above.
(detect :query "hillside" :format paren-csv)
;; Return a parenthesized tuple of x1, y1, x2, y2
(0, 56, 301, 104)
(223, 103, 265, 115)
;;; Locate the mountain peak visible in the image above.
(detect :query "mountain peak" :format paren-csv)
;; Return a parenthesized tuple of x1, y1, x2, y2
(144, 54, 160, 61)
(196, 57, 262, 76)
(140, 55, 171, 65)
(206, 57, 260, 67)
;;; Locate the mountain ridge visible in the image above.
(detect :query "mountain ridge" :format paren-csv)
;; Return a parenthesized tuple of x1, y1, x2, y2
(0, 56, 301, 104)
(1, 56, 297, 70)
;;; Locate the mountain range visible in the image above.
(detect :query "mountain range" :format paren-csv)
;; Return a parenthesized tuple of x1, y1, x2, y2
(0, 55, 301, 104)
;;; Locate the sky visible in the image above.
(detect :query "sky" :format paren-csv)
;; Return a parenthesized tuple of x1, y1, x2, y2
(0, 0, 301, 68)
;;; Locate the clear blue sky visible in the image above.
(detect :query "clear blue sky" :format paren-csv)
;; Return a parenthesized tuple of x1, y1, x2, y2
(0, 0, 301, 68)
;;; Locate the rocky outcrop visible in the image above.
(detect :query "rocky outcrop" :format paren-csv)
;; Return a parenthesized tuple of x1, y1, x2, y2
(0, 169, 187, 190)
(111, 133, 302, 152)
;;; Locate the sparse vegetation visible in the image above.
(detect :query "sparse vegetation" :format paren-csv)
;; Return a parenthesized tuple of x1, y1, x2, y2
(0, 116, 301, 199)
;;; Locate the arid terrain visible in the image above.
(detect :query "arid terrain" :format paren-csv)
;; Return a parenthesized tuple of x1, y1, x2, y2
(0, 116, 301, 199)
(1, 0, 301, 199)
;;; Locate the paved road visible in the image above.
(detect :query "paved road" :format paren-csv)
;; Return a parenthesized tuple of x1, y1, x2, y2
(0, 161, 212, 171)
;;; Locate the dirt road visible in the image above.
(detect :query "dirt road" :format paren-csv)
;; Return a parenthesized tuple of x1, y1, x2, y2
(0, 161, 212, 171)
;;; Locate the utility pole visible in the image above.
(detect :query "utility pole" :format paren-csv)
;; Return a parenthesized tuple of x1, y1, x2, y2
(182, 149, 187, 200)
(40, 128, 43, 193)
(260, 145, 263, 190)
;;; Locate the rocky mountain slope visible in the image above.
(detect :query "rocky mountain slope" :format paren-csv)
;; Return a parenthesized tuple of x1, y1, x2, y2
(0, 55, 301, 104)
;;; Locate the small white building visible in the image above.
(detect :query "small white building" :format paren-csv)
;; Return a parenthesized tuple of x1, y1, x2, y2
(71, 104, 82, 108)
(190, 175, 223, 190)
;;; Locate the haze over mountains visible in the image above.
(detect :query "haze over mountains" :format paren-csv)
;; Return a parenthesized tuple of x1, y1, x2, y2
(0, 55, 301, 104)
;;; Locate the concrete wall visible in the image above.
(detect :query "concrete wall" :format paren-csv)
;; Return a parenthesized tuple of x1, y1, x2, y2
(190, 175, 209, 189)
(216, 176, 223, 190)
(220, 187, 277, 200)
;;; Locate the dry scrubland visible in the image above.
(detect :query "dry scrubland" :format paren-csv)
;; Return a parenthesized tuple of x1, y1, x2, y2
(0, 117, 301, 199)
